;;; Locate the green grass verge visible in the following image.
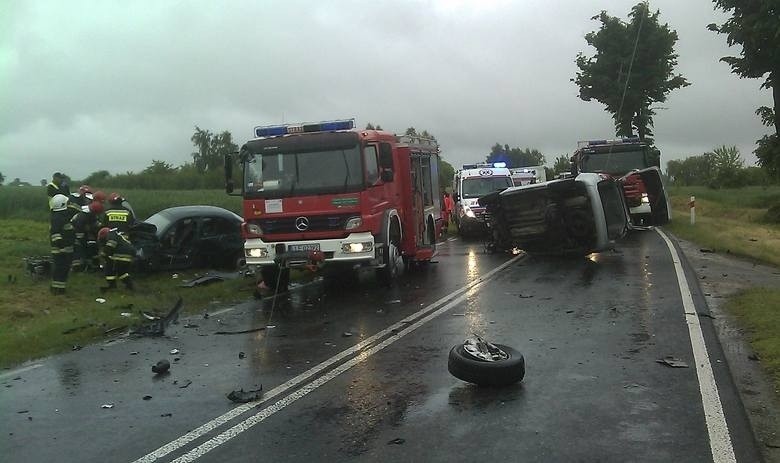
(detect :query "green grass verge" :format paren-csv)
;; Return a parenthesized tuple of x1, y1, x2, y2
(725, 288, 780, 388)
(666, 186, 780, 267)
(0, 219, 257, 368)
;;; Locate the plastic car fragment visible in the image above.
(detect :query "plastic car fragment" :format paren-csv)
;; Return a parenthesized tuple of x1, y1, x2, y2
(179, 275, 225, 288)
(227, 386, 263, 403)
(131, 297, 182, 337)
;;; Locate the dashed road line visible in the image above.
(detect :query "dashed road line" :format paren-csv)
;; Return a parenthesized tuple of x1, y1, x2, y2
(133, 252, 522, 463)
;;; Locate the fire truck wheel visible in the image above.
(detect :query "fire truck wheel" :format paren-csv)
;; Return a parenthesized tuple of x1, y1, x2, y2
(376, 242, 400, 286)
(447, 344, 525, 387)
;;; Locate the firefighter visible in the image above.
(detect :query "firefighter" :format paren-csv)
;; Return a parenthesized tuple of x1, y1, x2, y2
(46, 172, 70, 198)
(71, 200, 104, 272)
(69, 185, 94, 209)
(49, 194, 75, 295)
(97, 227, 136, 291)
(103, 192, 135, 233)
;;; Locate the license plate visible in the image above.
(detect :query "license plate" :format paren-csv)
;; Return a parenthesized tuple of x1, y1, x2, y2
(287, 243, 320, 252)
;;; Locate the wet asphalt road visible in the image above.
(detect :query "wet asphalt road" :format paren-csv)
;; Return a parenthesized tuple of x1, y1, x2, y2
(0, 230, 762, 462)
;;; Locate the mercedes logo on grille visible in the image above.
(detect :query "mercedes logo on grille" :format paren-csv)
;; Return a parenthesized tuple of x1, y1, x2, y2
(295, 216, 309, 231)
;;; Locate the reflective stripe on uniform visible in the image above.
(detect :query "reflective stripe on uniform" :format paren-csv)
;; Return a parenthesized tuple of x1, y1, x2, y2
(118, 273, 130, 280)
(105, 275, 117, 281)
(109, 254, 134, 262)
(51, 281, 67, 289)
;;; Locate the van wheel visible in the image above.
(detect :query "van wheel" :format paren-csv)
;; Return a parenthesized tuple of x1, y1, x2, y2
(448, 343, 525, 387)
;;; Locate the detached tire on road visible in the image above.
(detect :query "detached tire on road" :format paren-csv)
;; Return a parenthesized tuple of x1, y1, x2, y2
(448, 344, 525, 387)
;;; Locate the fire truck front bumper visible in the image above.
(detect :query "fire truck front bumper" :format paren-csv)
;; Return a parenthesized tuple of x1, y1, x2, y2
(244, 232, 376, 269)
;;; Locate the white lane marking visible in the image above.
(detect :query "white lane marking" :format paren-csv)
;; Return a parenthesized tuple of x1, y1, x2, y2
(657, 228, 736, 463)
(171, 261, 513, 462)
(0, 363, 43, 380)
(133, 254, 522, 463)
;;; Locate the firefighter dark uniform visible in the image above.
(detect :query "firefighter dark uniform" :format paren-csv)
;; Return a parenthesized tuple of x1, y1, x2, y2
(46, 173, 70, 198)
(49, 195, 75, 295)
(98, 227, 136, 291)
(71, 201, 104, 272)
(103, 193, 135, 233)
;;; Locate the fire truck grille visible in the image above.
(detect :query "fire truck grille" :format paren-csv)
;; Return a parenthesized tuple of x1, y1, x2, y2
(254, 213, 354, 234)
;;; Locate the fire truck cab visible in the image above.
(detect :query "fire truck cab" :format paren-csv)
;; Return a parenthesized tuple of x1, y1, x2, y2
(452, 162, 514, 235)
(225, 119, 441, 290)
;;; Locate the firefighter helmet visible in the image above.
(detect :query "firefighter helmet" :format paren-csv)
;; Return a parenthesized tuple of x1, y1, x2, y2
(108, 192, 123, 204)
(88, 201, 104, 215)
(49, 194, 69, 211)
(93, 191, 106, 202)
(97, 227, 110, 241)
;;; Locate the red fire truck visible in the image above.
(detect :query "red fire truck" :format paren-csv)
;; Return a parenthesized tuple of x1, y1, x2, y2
(225, 119, 441, 291)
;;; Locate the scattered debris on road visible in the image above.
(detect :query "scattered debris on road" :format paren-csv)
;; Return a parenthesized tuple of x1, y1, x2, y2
(143, 395, 152, 401)
(131, 297, 182, 337)
(72, 345, 82, 351)
(180, 275, 225, 288)
(152, 360, 171, 375)
(700, 248, 714, 253)
(95, 298, 106, 304)
(227, 386, 263, 403)
(656, 356, 689, 368)
(160, 413, 172, 417)
(215, 327, 266, 335)
(177, 379, 192, 389)
(342, 332, 353, 337)
(387, 438, 405, 445)
(238, 352, 246, 359)
(170, 349, 180, 355)
(101, 403, 114, 409)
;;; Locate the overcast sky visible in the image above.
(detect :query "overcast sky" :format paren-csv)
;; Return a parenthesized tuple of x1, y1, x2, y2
(0, 0, 772, 183)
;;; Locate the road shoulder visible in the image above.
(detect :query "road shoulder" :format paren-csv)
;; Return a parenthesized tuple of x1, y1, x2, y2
(675, 233, 780, 460)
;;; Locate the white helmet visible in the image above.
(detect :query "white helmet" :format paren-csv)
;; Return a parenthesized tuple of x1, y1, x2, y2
(50, 194, 69, 211)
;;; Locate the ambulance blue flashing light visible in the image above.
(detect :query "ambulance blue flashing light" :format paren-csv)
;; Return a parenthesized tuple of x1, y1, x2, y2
(254, 119, 354, 138)
(461, 162, 508, 169)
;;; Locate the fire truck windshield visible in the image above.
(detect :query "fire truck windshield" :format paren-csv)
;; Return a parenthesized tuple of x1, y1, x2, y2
(462, 176, 513, 198)
(580, 148, 648, 175)
(244, 147, 363, 198)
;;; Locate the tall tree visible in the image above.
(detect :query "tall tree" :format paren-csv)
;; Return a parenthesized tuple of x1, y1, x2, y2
(191, 127, 238, 173)
(552, 155, 571, 175)
(708, 0, 780, 176)
(574, 2, 690, 141)
(439, 158, 455, 190)
(486, 143, 545, 167)
(0, 172, 4, 186)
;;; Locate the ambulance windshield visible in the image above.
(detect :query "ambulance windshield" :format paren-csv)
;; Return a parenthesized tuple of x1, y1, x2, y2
(462, 176, 513, 198)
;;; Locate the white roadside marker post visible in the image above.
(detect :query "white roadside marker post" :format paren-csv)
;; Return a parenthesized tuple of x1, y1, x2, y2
(690, 195, 696, 225)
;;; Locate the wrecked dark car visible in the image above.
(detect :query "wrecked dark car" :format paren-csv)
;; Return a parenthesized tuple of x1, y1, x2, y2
(129, 206, 244, 271)
(479, 168, 669, 255)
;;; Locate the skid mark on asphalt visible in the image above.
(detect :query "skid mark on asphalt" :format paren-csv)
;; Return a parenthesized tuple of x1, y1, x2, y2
(132, 253, 523, 463)
(657, 228, 736, 463)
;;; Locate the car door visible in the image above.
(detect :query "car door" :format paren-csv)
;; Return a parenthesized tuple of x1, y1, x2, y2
(197, 216, 242, 267)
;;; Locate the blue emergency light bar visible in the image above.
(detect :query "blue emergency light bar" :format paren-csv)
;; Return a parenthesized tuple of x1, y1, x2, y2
(578, 137, 642, 148)
(462, 162, 507, 169)
(254, 119, 354, 138)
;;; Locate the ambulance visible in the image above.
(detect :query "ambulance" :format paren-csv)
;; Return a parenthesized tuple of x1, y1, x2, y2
(452, 162, 514, 235)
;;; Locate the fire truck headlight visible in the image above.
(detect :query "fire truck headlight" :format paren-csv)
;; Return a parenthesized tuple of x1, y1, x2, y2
(247, 247, 268, 258)
(641, 193, 649, 204)
(246, 223, 263, 235)
(463, 206, 476, 218)
(344, 217, 362, 230)
(342, 242, 373, 253)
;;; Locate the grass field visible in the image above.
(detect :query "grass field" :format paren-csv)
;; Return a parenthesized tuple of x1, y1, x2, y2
(0, 187, 248, 368)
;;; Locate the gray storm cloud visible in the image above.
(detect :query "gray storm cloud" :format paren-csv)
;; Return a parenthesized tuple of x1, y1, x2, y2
(0, 0, 770, 182)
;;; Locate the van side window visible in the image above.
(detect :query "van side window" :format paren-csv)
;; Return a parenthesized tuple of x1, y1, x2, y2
(364, 145, 379, 184)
